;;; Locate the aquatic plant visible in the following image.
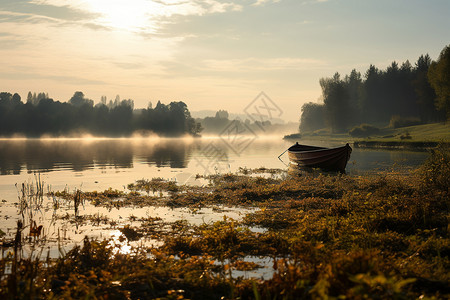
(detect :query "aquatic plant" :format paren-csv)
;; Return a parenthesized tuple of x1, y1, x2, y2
(2, 156, 449, 299)
(128, 178, 182, 195)
(16, 173, 45, 217)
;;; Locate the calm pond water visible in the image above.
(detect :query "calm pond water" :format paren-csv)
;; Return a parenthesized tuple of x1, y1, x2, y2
(0, 137, 429, 200)
(0, 137, 430, 278)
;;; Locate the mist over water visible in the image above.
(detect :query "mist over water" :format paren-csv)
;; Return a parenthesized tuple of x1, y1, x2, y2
(0, 137, 428, 196)
(0, 137, 429, 174)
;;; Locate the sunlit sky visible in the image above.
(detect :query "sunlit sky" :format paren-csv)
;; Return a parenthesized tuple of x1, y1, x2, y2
(1, 0, 449, 121)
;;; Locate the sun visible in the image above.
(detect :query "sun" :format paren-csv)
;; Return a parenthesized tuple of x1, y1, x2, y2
(82, 0, 204, 33)
(86, 0, 158, 32)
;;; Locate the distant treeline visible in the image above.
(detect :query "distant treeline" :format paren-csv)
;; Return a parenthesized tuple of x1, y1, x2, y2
(0, 91, 202, 137)
(300, 45, 450, 133)
(196, 110, 297, 135)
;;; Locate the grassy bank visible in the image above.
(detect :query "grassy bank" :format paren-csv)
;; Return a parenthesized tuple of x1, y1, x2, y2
(284, 122, 450, 148)
(1, 148, 449, 299)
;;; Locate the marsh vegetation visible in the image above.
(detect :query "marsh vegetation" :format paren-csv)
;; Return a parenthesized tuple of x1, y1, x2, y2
(0, 145, 448, 299)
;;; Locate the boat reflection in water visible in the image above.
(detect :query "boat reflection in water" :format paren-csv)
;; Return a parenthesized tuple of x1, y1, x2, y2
(287, 142, 352, 173)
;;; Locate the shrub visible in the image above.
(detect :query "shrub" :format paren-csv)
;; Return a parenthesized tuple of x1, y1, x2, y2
(349, 124, 380, 137)
(389, 115, 421, 128)
(400, 131, 412, 140)
(419, 143, 450, 194)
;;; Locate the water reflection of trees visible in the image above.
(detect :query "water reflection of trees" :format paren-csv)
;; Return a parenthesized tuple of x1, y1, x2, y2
(0, 139, 196, 174)
(146, 141, 191, 168)
(0, 139, 429, 176)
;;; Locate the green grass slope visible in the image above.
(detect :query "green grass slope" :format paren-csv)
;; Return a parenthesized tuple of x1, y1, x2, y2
(285, 123, 449, 146)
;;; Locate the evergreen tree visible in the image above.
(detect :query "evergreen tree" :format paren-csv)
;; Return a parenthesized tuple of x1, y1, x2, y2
(320, 72, 351, 133)
(299, 102, 325, 133)
(428, 45, 450, 119)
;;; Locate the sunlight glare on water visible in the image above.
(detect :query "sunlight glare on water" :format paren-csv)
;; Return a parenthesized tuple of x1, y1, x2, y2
(0, 137, 428, 201)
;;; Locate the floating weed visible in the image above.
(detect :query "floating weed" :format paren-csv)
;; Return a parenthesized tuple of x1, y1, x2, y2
(119, 225, 142, 242)
(128, 178, 183, 195)
(228, 259, 261, 272)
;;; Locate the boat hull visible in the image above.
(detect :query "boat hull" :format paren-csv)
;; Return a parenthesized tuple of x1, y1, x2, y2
(288, 143, 352, 172)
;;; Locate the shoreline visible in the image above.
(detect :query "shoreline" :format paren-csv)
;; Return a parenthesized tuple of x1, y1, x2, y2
(284, 138, 449, 151)
(1, 159, 449, 298)
(284, 122, 450, 149)
(352, 140, 449, 150)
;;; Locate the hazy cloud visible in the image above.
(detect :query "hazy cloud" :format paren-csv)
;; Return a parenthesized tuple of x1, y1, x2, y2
(201, 57, 326, 72)
(11, 0, 245, 34)
(0, 70, 107, 86)
(253, 0, 281, 6)
(82, 22, 111, 31)
(0, 0, 98, 23)
(112, 61, 146, 70)
(0, 10, 60, 24)
(159, 56, 327, 80)
(0, 31, 28, 48)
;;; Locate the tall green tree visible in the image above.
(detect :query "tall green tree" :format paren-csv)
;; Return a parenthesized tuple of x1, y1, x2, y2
(428, 45, 450, 119)
(413, 54, 444, 122)
(362, 64, 383, 122)
(26, 92, 33, 103)
(69, 91, 94, 107)
(109, 101, 133, 135)
(299, 102, 326, 133)
(344, 69, 363, 125)
(320, 73, 351, 133)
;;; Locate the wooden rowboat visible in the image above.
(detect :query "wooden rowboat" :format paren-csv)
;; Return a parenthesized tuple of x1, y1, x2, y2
(287, 142, 352, 172)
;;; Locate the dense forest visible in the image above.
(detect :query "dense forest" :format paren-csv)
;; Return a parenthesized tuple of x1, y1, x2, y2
(0, 91, 202, 137)
(300, 45, 450, 133)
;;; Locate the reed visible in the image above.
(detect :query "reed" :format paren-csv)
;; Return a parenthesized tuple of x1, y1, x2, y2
(73, 189, 83, 217)
(16, 173, 45, 216)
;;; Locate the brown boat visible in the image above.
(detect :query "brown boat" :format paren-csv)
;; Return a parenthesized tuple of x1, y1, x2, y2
(287, 142, 352, 172)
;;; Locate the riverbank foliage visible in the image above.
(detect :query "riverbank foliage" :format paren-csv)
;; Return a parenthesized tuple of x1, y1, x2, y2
(1, 150, 449, 299)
